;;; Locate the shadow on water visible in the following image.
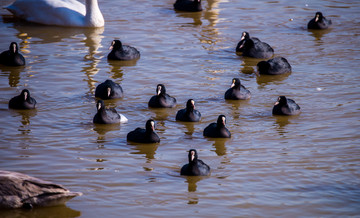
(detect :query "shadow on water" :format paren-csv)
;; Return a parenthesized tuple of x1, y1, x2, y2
(207, 138, 228, 156)
(129, 143, 159, 162)
(184, 176, 203, 205)
(9, 109, 37, 135)
(0, 204, 81, 218)
(273, 115, 292, 136)
(307, 28, 332, 41)
(0, 65, 25, 87)
(256, 73, 291, 88)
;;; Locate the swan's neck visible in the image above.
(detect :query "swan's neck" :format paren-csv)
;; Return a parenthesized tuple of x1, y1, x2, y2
(85, 0, 104, 27)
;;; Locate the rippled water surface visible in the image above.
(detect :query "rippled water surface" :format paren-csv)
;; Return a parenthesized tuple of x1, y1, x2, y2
(0, 0, 359, 217)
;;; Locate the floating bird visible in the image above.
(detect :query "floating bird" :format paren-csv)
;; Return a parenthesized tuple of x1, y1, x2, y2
(257, 57, 292, 75)
(93, 100, 127, 124)
(95, 79, 123, 100)
(174, 0, 202, 12)
(180, 149, 210, 176)
(0, 170, 82, 209)
(176, 99, 201, 122)
(272, 96, 301, 115)
(203, 115, 231, 138)
(5, 0, 104, 27)
(107, 40, 140, 61)
(0, 42, 25, 66)
(236, 31, 274, 59)
(224, 78, 251, 100)
(308, 12, 332, 29)
(148, 84, 176, 108)
(9, 89, 36, 109)
(127, 119, 160, 143)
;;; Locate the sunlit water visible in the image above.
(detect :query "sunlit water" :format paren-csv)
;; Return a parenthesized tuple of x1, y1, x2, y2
(0, 0, 359, 217)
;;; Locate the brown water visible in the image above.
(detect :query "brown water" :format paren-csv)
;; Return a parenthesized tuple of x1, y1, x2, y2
(0, 0, 359, 217)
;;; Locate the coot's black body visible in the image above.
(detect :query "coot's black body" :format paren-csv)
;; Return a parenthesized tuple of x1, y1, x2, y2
(127, 119, 160, 143)
(180, 149, 210, 176)
(8, 89, 36, 109)
(236, 32, 274, 59)
(176, 99, 201, 122)
(272, 96, 301, 116)
(148, 84, 176, 108)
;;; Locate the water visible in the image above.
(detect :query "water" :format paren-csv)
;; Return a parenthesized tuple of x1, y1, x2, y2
(0, 0, 359, 217)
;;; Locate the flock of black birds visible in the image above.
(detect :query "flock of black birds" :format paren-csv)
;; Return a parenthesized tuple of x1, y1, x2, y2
(1, 0, 332, 178)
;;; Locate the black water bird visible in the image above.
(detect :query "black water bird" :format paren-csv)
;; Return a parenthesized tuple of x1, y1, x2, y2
(272, 96, 301, 116)
(180, 149, 210, 176)
(0, 170, 82, 209)
(224, 78, 251, 100)
(9, 89, 36, 109)
(148, 84, 176, 108)
(176, 99, 201, 122)
(203, 115, 231, 138)
(95, 79, 123, 100)
(307, 12, 332, 29)
(107, 40, 140, 61)
(93, 100, 128, 124)
(0, 42, 25, 66)
(236, 32, 274, 59)
(257, 57, 292, 75)
(127, 119, 160, 143)
(174, 0, 202, 12)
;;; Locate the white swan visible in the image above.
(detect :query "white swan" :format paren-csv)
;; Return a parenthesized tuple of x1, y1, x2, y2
(5, 0, 104, 27)
(0, 170, 82, 209)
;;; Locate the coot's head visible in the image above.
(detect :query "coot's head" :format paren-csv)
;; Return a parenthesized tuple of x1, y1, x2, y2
(274, 96, 287, 106)
(186, 99, 195, 111)
(241, 31, 250, 41)
(109, 40, 123, 50)
(96, 100, 105, 111)
(217, 115, 226, 127)
(20, 89, 30, 101)
(237, 32, 251, 50)
(188, 149, 198, 163)
(156, 84, 166, 95)
(257, 60, 270, 72)
(230, 78, 241, 88)
(145, 119, 156, 132)
(9, 42, 19, 54)
(315, 12, 324, 22)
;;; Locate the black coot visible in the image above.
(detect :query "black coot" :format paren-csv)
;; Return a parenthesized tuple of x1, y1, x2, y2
(95, 79, 123, 100)
(272, 96, 301, 115)
(180, 149, 210, 176)
(0, 42, 25, 66)
(9, 89, 36, 109)
(93, 100, 128, 124)
(107, 40, 140, 61)
(236, 32, 274, 59)
(127, 119, 160, 143)
(174, 0, 202, 12)
(176, 99, 201, 122)
(308, 12, 332, 29)
(224, 78, 251, 100)
(203, 115, 231, 138)
(257, 57, 292, 75)
(148, 84, 176, 108)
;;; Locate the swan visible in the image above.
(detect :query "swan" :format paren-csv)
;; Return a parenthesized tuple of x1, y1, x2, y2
(0, 170, 82, 209)
(5, 0, 104, 27)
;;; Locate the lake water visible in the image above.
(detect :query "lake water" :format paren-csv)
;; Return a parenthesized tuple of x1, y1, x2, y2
(0, 0, 359, 217)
